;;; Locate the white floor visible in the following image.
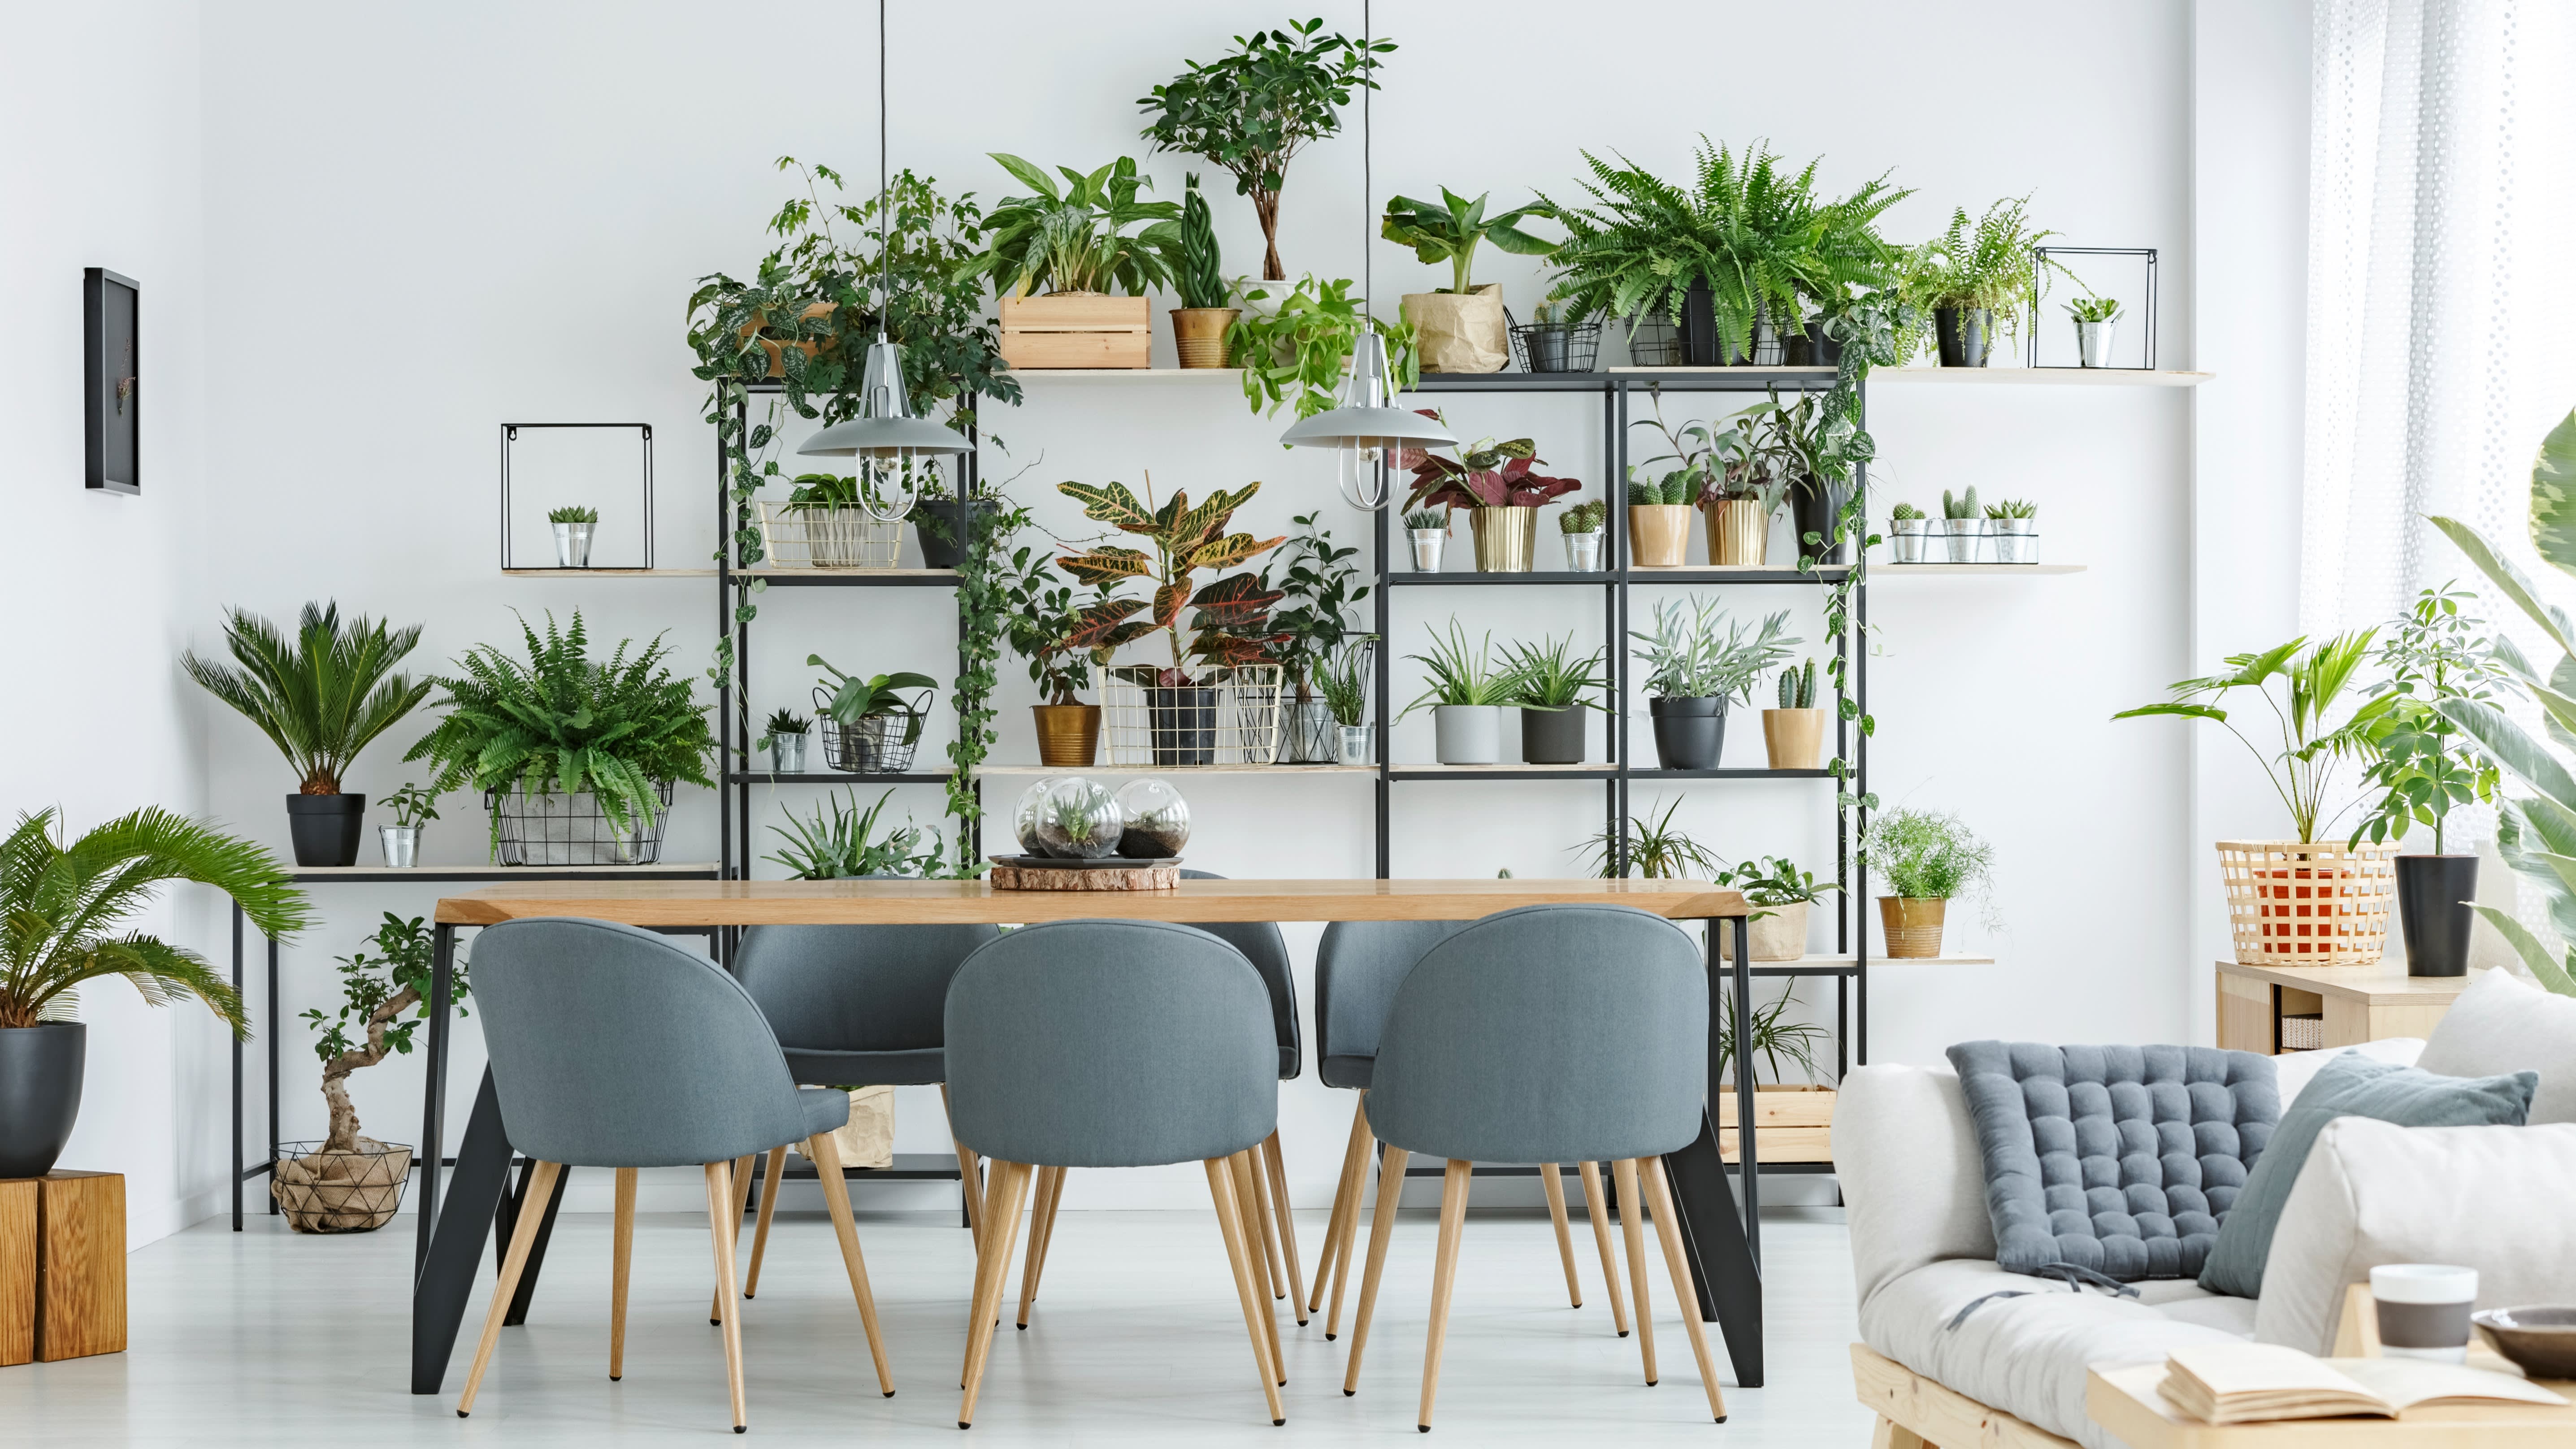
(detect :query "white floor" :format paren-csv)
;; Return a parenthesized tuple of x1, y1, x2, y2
(2, 1201, 1871, 1445)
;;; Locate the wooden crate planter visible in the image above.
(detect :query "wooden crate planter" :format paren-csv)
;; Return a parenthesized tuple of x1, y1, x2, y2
(2216, 839, 2397, 966)
(1714, 1084, 1835, 1164)
(998, 295, 1150, 370)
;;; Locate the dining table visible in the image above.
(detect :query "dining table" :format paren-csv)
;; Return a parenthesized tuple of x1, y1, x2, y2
(407, 876, 1769, 1394)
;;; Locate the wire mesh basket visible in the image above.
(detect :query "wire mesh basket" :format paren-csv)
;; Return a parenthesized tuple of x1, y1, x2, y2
(489, 781, 672, 865)
(1625, 313, 1685, 367)
(271, 1140, 414, 1233)
(817, 711, 925, 774)
(1509, 313, 1602, 373)
(1101, 664, 1283, 767)
(757, 501, 903, 569)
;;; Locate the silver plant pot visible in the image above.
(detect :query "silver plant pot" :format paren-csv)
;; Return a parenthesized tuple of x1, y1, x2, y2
(1409, 528, 1448, 573)
(552, 521, 595, 568)
(1283, 699, 1337, 763)
(1888, 517, 1928, 563)
(1941, 517, 1982, 564)
(379, 824, 420, 868)
(2076, 318, 2118, 369)
(769, 733, 807, 773)
(1986, 517, 2039, 564)
(1338, 724, 1371, 766)
(1563, 531, 1604, 572)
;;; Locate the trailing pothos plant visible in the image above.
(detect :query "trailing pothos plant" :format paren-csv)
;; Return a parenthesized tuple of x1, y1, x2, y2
(941, 485, 1039, 872)
(1227, 274, 1418, 421)
(1056, 477, 1286, 686)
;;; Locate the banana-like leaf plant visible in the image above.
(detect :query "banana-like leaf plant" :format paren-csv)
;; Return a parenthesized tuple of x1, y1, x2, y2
(2112, 632, 2380, 843)
(1055, 477, 1285, 686)
(1379, 187, 1558, 296)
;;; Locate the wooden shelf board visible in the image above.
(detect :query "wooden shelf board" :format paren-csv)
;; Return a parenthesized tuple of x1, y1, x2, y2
(1000, 367, 1241, 380)
(1873, 366, 2212, 386)
(1392, 762, 1610, 773)
(1872, 563, 2087, 576)
(976, 763, 1375, 775)
(285, 863, 720, 881)
(1775, 951, 1996, 966)
(2212, 958, 2481, 1004)
(501, 568, 716, 578)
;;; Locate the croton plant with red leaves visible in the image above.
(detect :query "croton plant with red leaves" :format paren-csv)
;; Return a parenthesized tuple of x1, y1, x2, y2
(1399, 410, 1583, 513)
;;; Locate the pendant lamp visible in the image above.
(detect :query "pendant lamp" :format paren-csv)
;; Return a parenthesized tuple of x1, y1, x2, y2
(1274, 0, 1453, 508)
(796, 0, 969, 522)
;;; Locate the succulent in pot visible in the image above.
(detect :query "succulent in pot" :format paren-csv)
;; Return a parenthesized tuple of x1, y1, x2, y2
(1502, 633, 1603, 765)
(1887, 502, 1929, 562)
(378, 781, 440, 868)
(1402, 418, 1582, 573)
(1714, 855, 1842, 962)
(1630, 597, 1797, 771)
(1859, 807, 1999, 958)
(1033, 777, 1123, 860)
(761, 708, 811, 775)
(1762, 658, 1826, 769)
(1984, 498, 2038, 564)
(1163, 174, 1240, 367)
(2068, 294, 2122, 368)
(1380, 186, 1559, 373)
(1624, 468, 1703, 567)
(1399, 621, 1523, 766)
(1559, 499, 1608, 572)
(1403, 508, 1449, 573)
(546, 504, 598, 567)
(280, 912, 467, 1232)
(1939, 488, 1983, 563)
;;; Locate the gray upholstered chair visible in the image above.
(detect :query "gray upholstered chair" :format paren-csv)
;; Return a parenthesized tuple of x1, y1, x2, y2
(1338, 904, 1726, 1430)
(455, 917, 894, 1431)
(943, 919, 1286, 1429)
(1305, 918, 1623, 1343)
(726, 921, 1000, 1300)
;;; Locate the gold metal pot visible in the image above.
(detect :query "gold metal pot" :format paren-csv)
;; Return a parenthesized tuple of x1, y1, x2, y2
(1710, 499, 1769, 565)
(1468, 507, 1537, 572)
(1169, 308, 1240, 369)
(1032, 704, 1100, 768)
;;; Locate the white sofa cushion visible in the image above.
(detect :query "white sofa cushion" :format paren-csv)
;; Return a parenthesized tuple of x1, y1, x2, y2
(2274, 1035, 2423, 1100)
(2253, 1115, 2576, 1354)
(1834, 1063, 1994, 1310)
(2418, 968, 2576, 1124)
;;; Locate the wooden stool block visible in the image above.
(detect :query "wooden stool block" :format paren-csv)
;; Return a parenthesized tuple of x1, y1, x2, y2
(0, 1180, 34, 1366)
(35, 1172, 123, 1362)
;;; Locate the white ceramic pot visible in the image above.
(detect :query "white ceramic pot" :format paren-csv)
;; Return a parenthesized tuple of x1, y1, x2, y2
(1432, 705, 1502, 765)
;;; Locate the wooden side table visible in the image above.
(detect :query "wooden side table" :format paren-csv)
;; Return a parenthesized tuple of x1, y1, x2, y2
(0, 1171, 125, 1366)
(2214, 959, 2476, 1055)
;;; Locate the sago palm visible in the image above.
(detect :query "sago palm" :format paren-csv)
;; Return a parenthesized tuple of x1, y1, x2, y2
(182, 602, 433, 794)
(0, 807, 311, 1033)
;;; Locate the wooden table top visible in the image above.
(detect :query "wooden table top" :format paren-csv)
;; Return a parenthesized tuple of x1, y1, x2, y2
(2087, 1362, 2576, 1447)
(433, 876, 1751, 928)
(2212, 958, 2485, 1004)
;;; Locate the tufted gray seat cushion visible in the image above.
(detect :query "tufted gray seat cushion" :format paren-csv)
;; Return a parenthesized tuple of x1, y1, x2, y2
(1945, 1042, 2278, 1283)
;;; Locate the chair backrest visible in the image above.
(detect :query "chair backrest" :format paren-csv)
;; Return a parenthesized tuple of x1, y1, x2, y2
(1314, 918, 1473, 1063)
(1179, 869, 1300, 1080)
(1366, 904, 1708, 1165)
(943, 919, 1276, 1169)
(471, 917, 816, 1168)
(733, 922, 1000, 1052)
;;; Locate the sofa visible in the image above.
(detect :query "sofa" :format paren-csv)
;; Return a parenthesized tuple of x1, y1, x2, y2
(1836, 968, 2576, 1449)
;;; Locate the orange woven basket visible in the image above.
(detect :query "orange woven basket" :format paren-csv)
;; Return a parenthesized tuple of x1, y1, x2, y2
(2215, 839, 2397, 966)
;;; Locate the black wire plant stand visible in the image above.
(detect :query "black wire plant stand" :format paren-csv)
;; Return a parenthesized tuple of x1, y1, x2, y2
(488, 781, 674, 866)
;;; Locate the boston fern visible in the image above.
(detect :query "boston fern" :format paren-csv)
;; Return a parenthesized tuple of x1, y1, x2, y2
(404, 612, 714, 839)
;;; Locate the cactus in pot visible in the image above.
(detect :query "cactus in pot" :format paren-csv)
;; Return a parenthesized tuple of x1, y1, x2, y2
(1887, 501, 1928, 562)
(1763, 657, 1824, 768)
(1939, 487, 1981, 563)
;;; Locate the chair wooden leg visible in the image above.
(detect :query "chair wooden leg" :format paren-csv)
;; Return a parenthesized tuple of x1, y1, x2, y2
(1579, 1160, 1631, 1337)
(1015, 1165, 1064, 1330)
(1204, 1157, 1287, 1425)
(1615, 1158, 1658, 1386)
(457, 1159, 559, 1417)
(1261, 1131, 1308, 1326)
(703, 1161, 750, 1432)
(1230, 1150, 1285, 1384)
(1310, 1095, 1369, 1322)
(1339, 1144, 1409, 1395)
(610, 1166, 636, 1381)
(1540, 1163, 1583, 1308)
(743, 1144, 788, 1299)
(941, 1083, 983, 1250)
(1326, 1098, 1377, 1340)
(708, 1153, 755, 1324)
(1247, 1139, 1286, 1294)
(1417, 1159, 1472, 1432)
(1643, 1156, 1728, 1423)
(958, 1160, 1031, 1429)
(807, 1132, 897, 1398)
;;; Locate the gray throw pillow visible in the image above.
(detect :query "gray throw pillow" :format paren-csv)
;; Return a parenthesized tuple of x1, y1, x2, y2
(1947, 1042, 2278, 1282)
(2197, 1052, 2537, 1298)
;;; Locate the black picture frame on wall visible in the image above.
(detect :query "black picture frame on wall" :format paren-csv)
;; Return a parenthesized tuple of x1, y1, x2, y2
(85, 267, 140, 495)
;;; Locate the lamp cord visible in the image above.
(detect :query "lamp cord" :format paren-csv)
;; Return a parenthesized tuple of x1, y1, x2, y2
(878, 0, 890, 343)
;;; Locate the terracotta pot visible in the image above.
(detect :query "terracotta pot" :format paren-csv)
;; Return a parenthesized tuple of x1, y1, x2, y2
(1032, 704, 1100, 768)
(1709, 499, 1769, 565)
(1878, 896, 1948, 959)
(1717, 899, 1810, 962)
(1468, 508, 1536, 571)
(745, 301, 838, 378)
(1628, 504, 1693, 568)
(1170, 307, 1239, 368)
(1762, 707, 1826, 769)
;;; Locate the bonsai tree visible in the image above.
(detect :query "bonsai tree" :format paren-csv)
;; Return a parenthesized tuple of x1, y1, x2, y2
(182, 602, 433, 796)
(972, 154, 1180, 298)
(302, 913, 464, 1154)
(1056, 476, 1287, 685)
(1265, 511, 1370, 703)
(1379, 187, 1558, 295)
(0, 806, 309, 1033)
(2113, 631, 2377, 843)
(1136, 18, 1394, 281)
(1401, 421, 1582, 514)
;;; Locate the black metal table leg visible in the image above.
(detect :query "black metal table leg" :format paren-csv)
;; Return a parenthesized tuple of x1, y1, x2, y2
(230, 902, 243, 1232)
(267, 934, 280, 1215)
(411, 1069, 513, 1395)
(415, 923, 456, 1271)
(1654, 913, 1765, 1387)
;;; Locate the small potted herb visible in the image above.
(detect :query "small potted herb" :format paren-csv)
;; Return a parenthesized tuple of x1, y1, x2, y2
(1630, 598, 1796, 771)
(1940, 488, 1982, 564)
(1559, 499, 1607, 573)
(1404, 509, 1449, 573)
(1400, 621, 1523, 765)
(2068, 295, 2122, 368)
(1502, 634, 1604, 765)
(1166, 174, 1240, 367)
(1887, 502, 1929, 562)
(279, 913, 463, 1232)
(1381, 186, 1558, 373)
(762, 709, 811, 774)
(1762, 659, 1824, 769)
(1005, 542, 1106, 768)
(1984, 498, 2038, 564)
(378, 782, 440, 868)
(1859, 807, 1998, 958)
(1713, 855, 1841, 962)
(1401, 422, 1581, 573)
(1314, 638, 1376, 765)
(548, 505, 598, 567)
(810, 657, 938, 774)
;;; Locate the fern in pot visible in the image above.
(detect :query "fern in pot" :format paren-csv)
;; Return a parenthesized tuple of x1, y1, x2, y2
(1630, 598, 1796, 771)
(1859, 807, 1998, 958)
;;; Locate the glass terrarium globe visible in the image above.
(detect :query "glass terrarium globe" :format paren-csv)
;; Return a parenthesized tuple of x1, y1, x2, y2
(1032, 777, 1123, 861)
(1012, 776, 1063, 855)
(1113, 777, 1191, 859)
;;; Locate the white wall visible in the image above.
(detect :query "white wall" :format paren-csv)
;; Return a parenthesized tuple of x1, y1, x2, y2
(19, 0, 2305, 1229)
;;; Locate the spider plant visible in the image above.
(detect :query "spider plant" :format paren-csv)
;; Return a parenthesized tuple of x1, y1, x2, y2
(182, 602, 433, 795)
(765, 788, 942, 880)
(1717, 986, 1832, 1089)
(1575, 796, 1723, 880)
(1398, 621, 1524, 716)
(1502, 634, 1605, 712)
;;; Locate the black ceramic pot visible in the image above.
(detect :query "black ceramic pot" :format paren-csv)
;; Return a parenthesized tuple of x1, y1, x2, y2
(914, 497, 1001, 570)
(285, 793, 367, 868)
(1784, 321, 1843, 367)
(1674, 281, 1755, 366)
(2395, 853, 2480, 977)
(1147, 685, 1217, 767)
(1648, 696, 1726, 771)
(1791, 474, 1854, 564)
(1521, 706, 1587, 764)
(1934, 307, 1994, 368)
(0, 1022, 85, 1178)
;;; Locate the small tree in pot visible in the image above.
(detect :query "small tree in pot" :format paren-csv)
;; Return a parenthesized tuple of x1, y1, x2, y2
(1630, 597, 1796, 771)
(278, 913, 466, 1232)
(1859, 808, 1998, 959)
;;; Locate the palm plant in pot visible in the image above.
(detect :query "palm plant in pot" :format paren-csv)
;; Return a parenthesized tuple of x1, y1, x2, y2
(1400, 621, 1524, 765)
(1631, 597, 1796, 771)
(280, 913, 464, 1232)
(1715, 855, 1840, 961)
(1859, 807, 1998, 958)
(1006, 540, 1109, 768)
(184, 602, 434, 867)
(1266, 511, 1370, 762)
(1502, 634, 1604, 765)
(1401, 420, 1582, 573)
(0, 807, 308, 1179)
(1380, 186, 1559, 373)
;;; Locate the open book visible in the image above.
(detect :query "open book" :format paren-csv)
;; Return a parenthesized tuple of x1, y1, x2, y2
(2163, 1343, 2567, 1425)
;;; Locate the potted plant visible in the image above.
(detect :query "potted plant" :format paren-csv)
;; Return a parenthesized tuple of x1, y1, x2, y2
(1314, 637, 1376, 765)
(1710, 984, 1838, 1165)
(1577, 796, 1722, 879)
(1764, 659, 1825, 769)
(278, 913, 463, 1232)
(404, 612, 716, 865)
(0, 807, 308, 1179)
(1625, 467, 1702, 567)
(1514, 298, 1600, 373)
(2346, 584, 2511, 976)
(1502, 634, 1604, 765)
(1630, 392, 1756, 564)
(1400, 622, 1523, 765)
(2069, 294, 2122, 368)
(547, 505, 597, 567)
(184, 602, 434, 868)
(1166, 174, 1239, 367)
(767, 787, 945, 879)
(2114, 631, 2390, 964)
(1904, 196, 2069, 367)
(1704, 457, 1792, 567)
(1743, 386, 1868, 566)
(1559, 499, 1607, 573)
(1056, 477, 1287, 767)
(1984, 498, 2038, 564)
(1005, 540, 1108, 768)
(810, 657, 938, 774)
(1136, 18, 1391, 281)
(1227, 273, 1418, 421)
(1266, 512, 1371, 762)
(1887, 502, 1928, 562)
(1380, 187, 1559, 373)
(1402, 422, 1582, 573)
(379, 782, 439, 868)
(1939, 487, 1982, 563)
(909, 472, 999, 571)
(974, 154, 1180, 370)
(1630, 597, 1796, 771)
(1715, 855, 1841, 962)
(1404, 509, 1449, 572)
(767, 471, 905, 569)
(1859, 807, 1998, 958)
(761, 709, 810, 774)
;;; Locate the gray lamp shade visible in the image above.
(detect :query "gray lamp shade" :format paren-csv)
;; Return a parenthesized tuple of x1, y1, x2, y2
(1277, 331, 1455, 451)
(796, 340, 972, 458)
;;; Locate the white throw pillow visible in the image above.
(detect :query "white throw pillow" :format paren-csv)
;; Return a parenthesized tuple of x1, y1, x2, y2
(2273, 1037, 2424, 1103)
(2418, 969, 2576, 1124)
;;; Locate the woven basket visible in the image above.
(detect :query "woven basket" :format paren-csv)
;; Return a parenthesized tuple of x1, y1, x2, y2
(2216, 839, 2397, 965)
(757, 501, 902, 569)
(273, 1140, 413, 1233)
